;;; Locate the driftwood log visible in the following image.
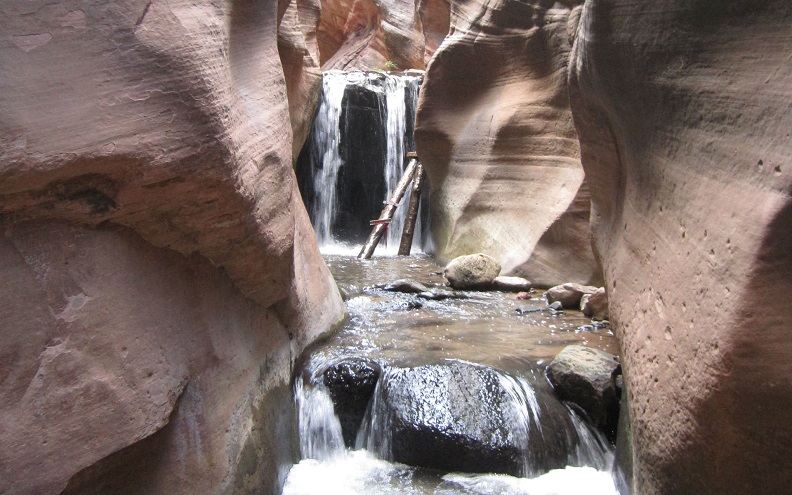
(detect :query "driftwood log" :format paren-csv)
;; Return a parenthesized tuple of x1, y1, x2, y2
(398, 163, 425, 256)
(358, 156, 419, 259)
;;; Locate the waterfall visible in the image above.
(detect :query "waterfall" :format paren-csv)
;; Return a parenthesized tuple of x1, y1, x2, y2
(308, 71, 348, 246)
(295, 375, 345, 461)
(289, 360, 617, 494)
(355, 363, 613, 478)
(296, 71, 425, 254)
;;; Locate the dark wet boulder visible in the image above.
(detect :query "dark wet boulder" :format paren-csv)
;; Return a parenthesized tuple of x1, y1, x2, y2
(322, 359, 382, 447)
(546, 345, 620, 439)
(367, 361, 586, 477)
(491, 276, 532, 292)
(377, 279, 429, 293)
(443, 253, 501, 289)
(545, 283, 598, 309)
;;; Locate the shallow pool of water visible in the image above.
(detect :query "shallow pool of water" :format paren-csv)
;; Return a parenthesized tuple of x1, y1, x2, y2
(309, 254, 617, 372)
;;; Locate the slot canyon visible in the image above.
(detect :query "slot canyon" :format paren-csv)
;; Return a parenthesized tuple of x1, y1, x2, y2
(1, 1, 789, 494)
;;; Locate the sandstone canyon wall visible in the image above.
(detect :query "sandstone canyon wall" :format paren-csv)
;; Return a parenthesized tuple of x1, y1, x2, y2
(568, 1, 792, 493)
(415, 0, 601, 287)
(0, 1, 344, 494)
(277, 0, 450, 163)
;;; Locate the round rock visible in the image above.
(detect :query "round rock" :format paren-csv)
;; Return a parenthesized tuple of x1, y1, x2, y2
(443, 253, 501, 290)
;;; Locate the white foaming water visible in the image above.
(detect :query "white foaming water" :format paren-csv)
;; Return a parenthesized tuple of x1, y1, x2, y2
(282, 451, 618, 495)
(309, 71, 425, 255)
(311, 70, 348, 246)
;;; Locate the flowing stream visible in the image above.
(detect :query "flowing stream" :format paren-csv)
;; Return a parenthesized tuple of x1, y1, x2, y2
(289, 71, 619, 495)
(282, 255, 620, 495)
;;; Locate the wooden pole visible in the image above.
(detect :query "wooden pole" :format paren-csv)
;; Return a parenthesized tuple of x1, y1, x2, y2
(398, 163, 425, 256)
(358, 156, 419, 259)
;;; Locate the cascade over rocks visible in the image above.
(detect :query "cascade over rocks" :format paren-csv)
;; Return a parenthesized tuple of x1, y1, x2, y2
(363, 361, 602, 477)
(568, 0, 792, 492)
(415, 0, 602, 288)
(0, 2, 344, 494)
(322, 359, 382, 447)
(546, 345, 621, 439)
(443, 253, 501, 289)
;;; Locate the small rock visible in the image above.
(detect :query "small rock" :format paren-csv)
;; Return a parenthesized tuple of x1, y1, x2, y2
(378, 279, 429, 294)
(546, 345, 620, 437)
(418, 289, 468, 301)
(491, 276, 531, 292)
(515, 306, 543, 315)
(548, 301, 563, 311)
(405, 300, 423, 310)
(581, 287, 609, 320)
(443, 253, 501, 290)
(515, 291, 532, 300)
(545, 283, 598, 309)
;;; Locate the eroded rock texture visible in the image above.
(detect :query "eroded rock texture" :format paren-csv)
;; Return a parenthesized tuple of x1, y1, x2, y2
(0, 1, 344, 494)
(568, 1, 792, 493)
(415, 0, 601, 287)
(316, 0, 450, 70)
(278, 0, 450, 160)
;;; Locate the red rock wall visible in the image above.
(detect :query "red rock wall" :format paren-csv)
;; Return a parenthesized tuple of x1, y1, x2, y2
(568, 1, 792, 492)
(0, 1, 344, 493)
(415, 0, 601, 287)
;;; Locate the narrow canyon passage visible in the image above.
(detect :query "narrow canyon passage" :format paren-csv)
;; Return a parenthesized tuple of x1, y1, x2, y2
(285, 70, 622, 494)
(1, 1, 789, 494)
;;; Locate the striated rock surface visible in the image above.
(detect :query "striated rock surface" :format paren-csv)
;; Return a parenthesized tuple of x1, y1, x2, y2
(568, 1, 792, 493)
(415, 0, 601, 287)
(0, 1, 344, 494)
(278, 0, 324, 161)
(315, 0, 450, 71)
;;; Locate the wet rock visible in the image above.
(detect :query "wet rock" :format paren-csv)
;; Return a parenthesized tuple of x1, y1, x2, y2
(405, 300, 424, 310)
(581, 288, 609, 320)
(515, 306, 544, 315)
(516, 291, 532, 300)
(548, 301, 564, 311)
(546, 345, 620, 437)
(371, 362, 579, 476)
(492, 276, 532, 292)
(443, 253, 501, 290)
(378, 279, 429, 294)
(417, 289, 468, 301)
(322, 359, 382, 447)
(545, 283, 598, 309)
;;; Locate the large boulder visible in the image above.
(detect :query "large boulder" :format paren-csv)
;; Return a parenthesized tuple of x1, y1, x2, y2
(0, 2, 345, 494)
(415, 0, 602, 287)
(364, 361, 609, 477)
(568, 1, 792, 493)
(443, 253, 501, 289)
(546, 345, 620, 439)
